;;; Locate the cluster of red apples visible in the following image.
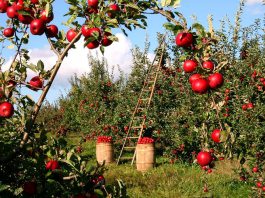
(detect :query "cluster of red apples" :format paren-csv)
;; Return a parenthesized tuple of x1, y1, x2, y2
(175, 32, 224, 94)
(0, 0, 58, 37)
(67, 0, 117, 49)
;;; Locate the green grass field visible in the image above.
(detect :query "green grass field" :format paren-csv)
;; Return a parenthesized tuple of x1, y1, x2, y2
(64, 134, 252, 198)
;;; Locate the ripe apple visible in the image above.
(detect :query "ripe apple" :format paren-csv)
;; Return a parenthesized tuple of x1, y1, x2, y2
(0, 0, 8, 13)
(66, 29, 78, 42)
(191, 78, 209, 94)
(87, 40, 99, 49)
(39, 10, 54, 23)
(256, 182, 263, 188)
(88, 7, 98, 14)
(107, 4, 120, 18)
(3, 27, 15, 37)
(46, 160, 59, 170)
(45, 24, 58, 38)
(88, 0, 98, 8)
(29, 76, 43, 89)
(202, 60, 214, 71)
(247, 102, 254, 109)
(197, 151, 212, 166)
(14, 0, 24, 11)
(183, 60, 198, 73)
(208, 73, 224, 89)
(189, 73, 201, 84)
(82, 26, 101, 38)
(30, 19, 45, 35)
(211, 129, 221, 143)
(6, 5, 18, 18)
(252, 167, 259, 173)
(75, 194, 86, 198)
(101, 32, 113, 46)
(18, 9, 34, 24)
(175, 32, 193, 47)
(31, 0, 39, 4)
(23, 181, 37, 195)
(242, 104, 247, 111)
(0, 101, 14, 118)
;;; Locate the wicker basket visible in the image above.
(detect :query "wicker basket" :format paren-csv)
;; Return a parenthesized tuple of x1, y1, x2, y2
(96, 142, 114, 165)
(136, 143, 155, 172)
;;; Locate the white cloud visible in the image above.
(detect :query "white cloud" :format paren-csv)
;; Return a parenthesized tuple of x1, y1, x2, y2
(246, 0, 263, 5)
(3, 33, 135, 101)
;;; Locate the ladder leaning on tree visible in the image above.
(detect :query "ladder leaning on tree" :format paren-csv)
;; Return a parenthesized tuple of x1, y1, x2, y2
(116, 34, 167, 165)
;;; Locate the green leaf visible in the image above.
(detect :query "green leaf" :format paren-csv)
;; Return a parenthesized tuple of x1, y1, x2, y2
(161, 0, 181, 8)
(220, 130, 228, 142)
(0, 184, 10, 192)
(37, 60, 44, 71)
(192, 23, 205, 35)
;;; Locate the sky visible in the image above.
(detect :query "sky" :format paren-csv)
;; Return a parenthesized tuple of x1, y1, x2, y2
(0, 0, 264, 103)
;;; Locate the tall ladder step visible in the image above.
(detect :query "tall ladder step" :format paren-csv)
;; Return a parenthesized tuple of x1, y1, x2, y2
(126, 137, 139, 139)
(131, 126, 142, 129)
(124, 146, 136, 150)
(116, 34, 166, 166)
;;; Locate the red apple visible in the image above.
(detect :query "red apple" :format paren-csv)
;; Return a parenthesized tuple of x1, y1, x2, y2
(23, 181, 37, 195)
(208, 73, 224, 89)
(101, 32, 113, 46)
(46, 160, 59, 170)
(14, 0, 24, 11)
(191, 78, 208, 94)
(66, 29, 78, 42)
(88, 0, 98, 8)
(30, 19, 45, 35)
(45, 24, 58, 38)
(51, 160, 59, 170)
(189, 73, 201, 84)
(82, 26, 101, 38)
(242, 104, 247, 111)
(247, 102, 254, 109)
(87, 40, 100, 49)
(202, 60, 214, 71)
(252, 167, 259, 173)
(183, 60, 198, 73)
(107, 4, 120, 18)
(175, 32, 193, 48)
(197, 151, 212, 166)
(6, 5, 18, 18)
(0, 101, 14, 118)
(0, 0, 8, 13)
(256, 182, 263, 188)
(3, 28, 15, 37)
(88, 7, 98, 14)
(31, 0, 39, 4)
(18, 9, 34, 24)
(211, 129, 221, 143)
(39, 10, 54, 23)
(29, 76, 43, 89)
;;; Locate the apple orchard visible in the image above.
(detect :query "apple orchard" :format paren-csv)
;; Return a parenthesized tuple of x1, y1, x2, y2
(0, 0, 265, 197)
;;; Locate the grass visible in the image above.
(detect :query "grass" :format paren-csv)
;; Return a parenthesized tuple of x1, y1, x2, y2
(104, 161, 251, 198)
(64, 134, 252, 198)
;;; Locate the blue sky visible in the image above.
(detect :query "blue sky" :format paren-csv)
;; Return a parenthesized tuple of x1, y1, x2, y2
(0, 0, 264, 103)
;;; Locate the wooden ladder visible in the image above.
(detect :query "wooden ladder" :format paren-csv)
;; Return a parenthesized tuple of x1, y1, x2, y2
(116, 36, 166, 165)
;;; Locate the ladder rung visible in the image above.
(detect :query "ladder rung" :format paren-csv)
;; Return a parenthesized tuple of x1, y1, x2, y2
(124, 146, 136, 149)
(131, 126, 142, 129)
(140, 98, 149, 101)
(120, 156, 133, 160)
(126, 137, 139, 139)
